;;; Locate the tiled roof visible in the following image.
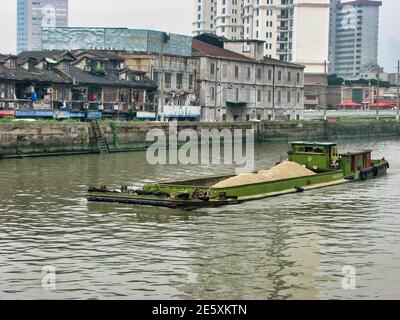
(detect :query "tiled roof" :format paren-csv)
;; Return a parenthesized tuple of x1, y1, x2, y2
(65, 66, 157, 89)
(192, 39, 252, 61)
(0, 64, 157, 89)
(0, 66, 71, 84)
(262, 56, 305, 69)
(192, 39, 304, 68)
(0, 50, 157, 89)
(75, 50, 124, 61)
(18, 50, 124, 64)
(18, 50, 74, 63)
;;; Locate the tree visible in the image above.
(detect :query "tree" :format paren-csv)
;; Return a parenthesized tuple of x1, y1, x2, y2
(328, 74, 344, 85)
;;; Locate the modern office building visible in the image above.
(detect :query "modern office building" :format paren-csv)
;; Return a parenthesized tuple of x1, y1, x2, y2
(17, 0, 69, 53)
(41, 28, 193, 57)
(192, 0, 330, 74)
(329, 0, 382, 79)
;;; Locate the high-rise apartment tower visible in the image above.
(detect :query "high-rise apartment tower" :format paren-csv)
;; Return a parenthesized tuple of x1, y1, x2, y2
(193, 0, 330, 74)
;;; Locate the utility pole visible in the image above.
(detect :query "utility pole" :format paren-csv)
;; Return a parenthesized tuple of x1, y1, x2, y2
(158, 32, 169, 122)
(159, 37, 164, 121)
(272, 65, 275, 120)
(376, 66, 380, 121)
(324, 60, 327, 121)
(397, 60, 399, 122)
(214, 61, 218, 122)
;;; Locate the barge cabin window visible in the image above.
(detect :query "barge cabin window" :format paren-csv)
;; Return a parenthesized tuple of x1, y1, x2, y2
(296, 146, 324, 154)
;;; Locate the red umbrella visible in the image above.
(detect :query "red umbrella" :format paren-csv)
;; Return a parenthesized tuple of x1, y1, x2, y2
(336, 102, 363, 108)
(369, 102, 390, 108)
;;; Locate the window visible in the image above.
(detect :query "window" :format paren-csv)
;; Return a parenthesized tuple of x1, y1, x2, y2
(165, 73, 172, 88)
(268, 69, 272, 80)
(189, 74, 194, 89)
(176, 73, 183, 89)
(234, 66, 239, 79)
(153, 71, 159, 83)
(245, 89, 250, 102)
(10, 59, 17, 70)
(210, 86, 215, 100)
(298, 146, 324, 155)
(210, 62, 215, 76)
(62, 62, 70, 72)
(257, 90, 262, 102)
(257, 68, 262, 80)
(222, 64, 228, 78)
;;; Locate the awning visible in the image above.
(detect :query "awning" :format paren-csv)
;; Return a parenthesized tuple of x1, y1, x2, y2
(336, 102, 362, 107)
(136, 111, 156, 120)
(15, 110, 54, 118)
(163, 106, 201, 118)
(369, 102, 393, 108)
(226, 101, 247, 107)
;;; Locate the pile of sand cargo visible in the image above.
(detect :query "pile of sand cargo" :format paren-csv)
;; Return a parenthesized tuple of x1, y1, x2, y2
(213, 161, 316, 188)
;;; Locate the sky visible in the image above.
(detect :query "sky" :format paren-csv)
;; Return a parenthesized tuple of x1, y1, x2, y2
(0, 0, 398, 72)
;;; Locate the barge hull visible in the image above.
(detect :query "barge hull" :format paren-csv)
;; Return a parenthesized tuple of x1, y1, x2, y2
(86, 176, 350, 210)
(87, 194, 242, 210)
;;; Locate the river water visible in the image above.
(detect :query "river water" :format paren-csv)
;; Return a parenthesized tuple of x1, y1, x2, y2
(0, 139, 399, 300)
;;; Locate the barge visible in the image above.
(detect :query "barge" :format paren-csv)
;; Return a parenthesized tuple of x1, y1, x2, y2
(87, 142, 389, 210)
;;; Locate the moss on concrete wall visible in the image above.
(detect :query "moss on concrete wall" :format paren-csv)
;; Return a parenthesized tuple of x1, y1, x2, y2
(1, 120, 399, 158)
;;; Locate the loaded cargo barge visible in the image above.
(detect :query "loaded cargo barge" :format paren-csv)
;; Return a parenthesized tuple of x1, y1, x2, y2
(87, 142, 389, 210)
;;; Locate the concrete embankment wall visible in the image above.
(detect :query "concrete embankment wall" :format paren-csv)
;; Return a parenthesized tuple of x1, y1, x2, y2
(0, 121, 399, 158)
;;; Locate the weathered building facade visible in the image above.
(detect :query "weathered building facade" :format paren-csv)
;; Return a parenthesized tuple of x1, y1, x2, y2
(39, 27, 200, 120)
(3, 29, 307, 122)
(327, 83, 396, 109)
(0, 50, 157, 118)
(193, 38, 305, 122)
(118, 52, 198, 113)
(304, 73, 328, 110)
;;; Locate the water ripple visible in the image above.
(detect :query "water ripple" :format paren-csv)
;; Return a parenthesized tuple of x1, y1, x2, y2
(0, 139, 400, 299)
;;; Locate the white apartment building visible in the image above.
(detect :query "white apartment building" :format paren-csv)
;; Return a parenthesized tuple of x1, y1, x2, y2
(215, 0, 244, 39)
(193, 0, 217, 35)
(193, 0, 330, 74)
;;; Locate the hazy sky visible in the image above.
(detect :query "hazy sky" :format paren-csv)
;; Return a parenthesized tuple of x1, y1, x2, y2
(0, 0, 398, 71)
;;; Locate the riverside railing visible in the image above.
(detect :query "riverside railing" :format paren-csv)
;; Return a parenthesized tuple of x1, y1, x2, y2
(0, 99, 148, 113)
